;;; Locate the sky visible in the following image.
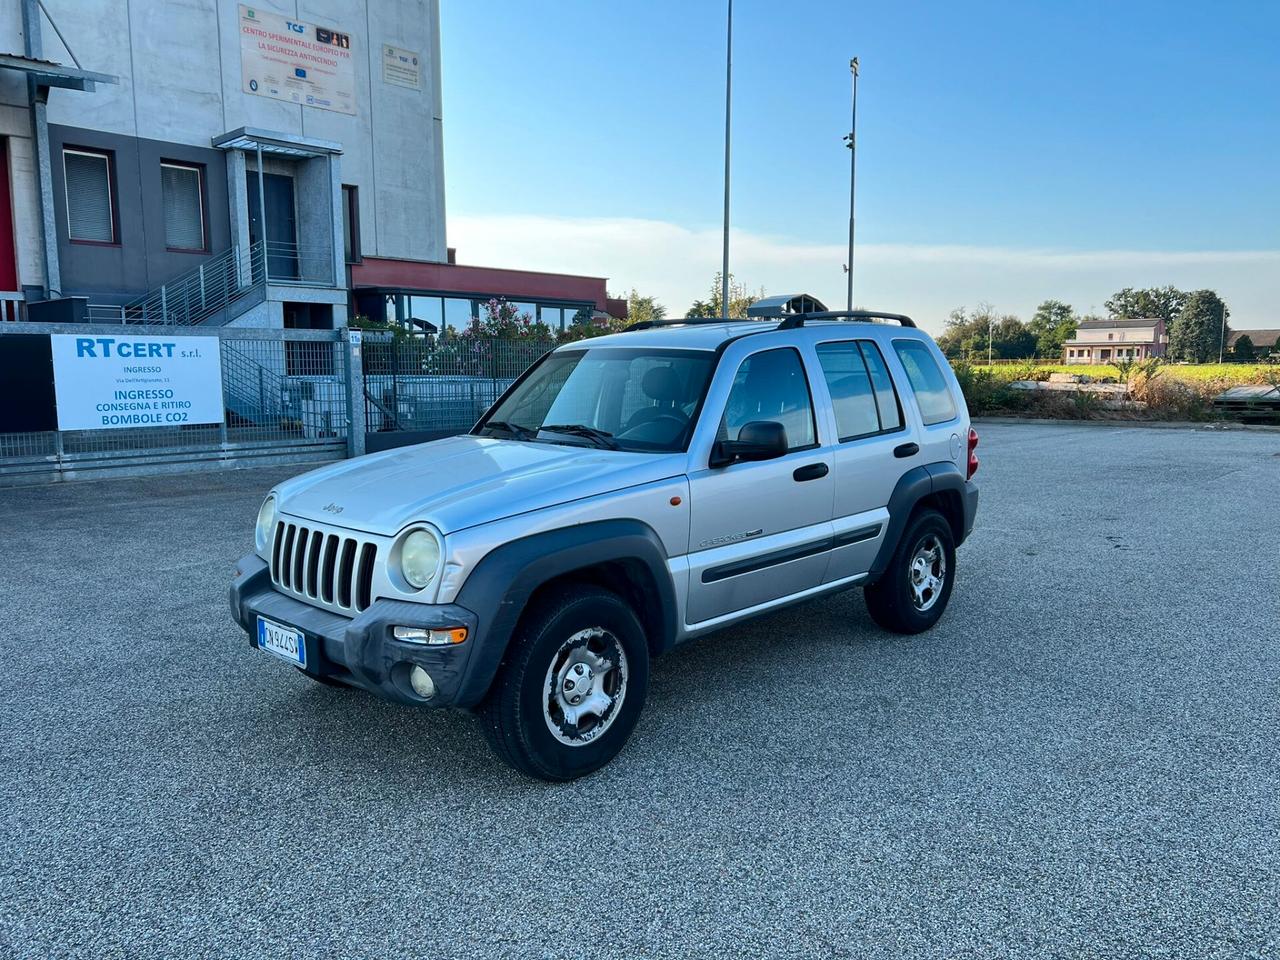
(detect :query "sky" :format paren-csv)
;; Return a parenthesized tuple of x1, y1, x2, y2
(439, 1, 1280, 333)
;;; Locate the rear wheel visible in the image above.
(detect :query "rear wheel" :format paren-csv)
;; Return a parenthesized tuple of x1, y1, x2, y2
(479, 586, 649, 781)
(864, 510, 956, 634)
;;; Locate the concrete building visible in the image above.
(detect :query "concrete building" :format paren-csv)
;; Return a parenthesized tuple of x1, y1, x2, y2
(1063, 318, 1167, 365)
(1, 0, 623, 330)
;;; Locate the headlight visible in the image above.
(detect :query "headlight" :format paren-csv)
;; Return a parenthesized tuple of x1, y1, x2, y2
(255, 495, 277, 552)
(399, 529, 441, 590)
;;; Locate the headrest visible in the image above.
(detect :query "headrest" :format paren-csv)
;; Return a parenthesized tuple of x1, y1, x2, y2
(642, 365, 682, 403)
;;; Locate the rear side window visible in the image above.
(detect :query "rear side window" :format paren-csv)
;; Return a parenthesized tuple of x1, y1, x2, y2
(815, 340, 903, 440)
(892, 340, 957, 425)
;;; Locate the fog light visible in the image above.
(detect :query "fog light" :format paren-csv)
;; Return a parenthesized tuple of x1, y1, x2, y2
(409, 666, 436, 699)
(393, 626, 468, 646)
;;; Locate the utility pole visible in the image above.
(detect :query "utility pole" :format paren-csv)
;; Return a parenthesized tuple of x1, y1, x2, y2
(720, 0, 733, 321)
(844, 57, 859, 312)
(988, 315, 994, 365)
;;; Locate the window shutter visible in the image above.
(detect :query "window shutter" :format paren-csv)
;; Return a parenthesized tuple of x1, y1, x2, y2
(64, 152, 113, 242)
(162, 164, 204, 250)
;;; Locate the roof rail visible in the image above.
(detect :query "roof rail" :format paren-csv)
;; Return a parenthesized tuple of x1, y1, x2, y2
(777, 310, 916, 330)
(624, 316, 765, 332)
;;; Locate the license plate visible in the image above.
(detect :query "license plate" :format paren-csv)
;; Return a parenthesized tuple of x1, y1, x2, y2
(257, 617, 306, 668)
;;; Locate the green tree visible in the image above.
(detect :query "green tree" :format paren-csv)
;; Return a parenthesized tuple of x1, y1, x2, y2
(686, 272, 759, 319)
(1027, 299, 1078, 358)
(1231, 333, 1254, 362)
(936, 304, 1035, 361)
(1105, 286, 1190, 324)
(1168, 290, 1229, 363)
(622, 288, 666, 326)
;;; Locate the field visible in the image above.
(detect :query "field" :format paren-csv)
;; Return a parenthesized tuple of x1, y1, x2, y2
(953, 359, 1279, 420)
(969, 361, 1276, 384)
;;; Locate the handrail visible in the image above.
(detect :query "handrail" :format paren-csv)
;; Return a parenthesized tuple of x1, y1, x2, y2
(0, 292, 23, 322)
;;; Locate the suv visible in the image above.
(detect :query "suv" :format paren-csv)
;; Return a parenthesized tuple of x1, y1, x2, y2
(230, 310, 979, 780)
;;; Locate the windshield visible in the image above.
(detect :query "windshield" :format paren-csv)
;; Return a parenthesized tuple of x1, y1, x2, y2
(476, 347, 716, 453)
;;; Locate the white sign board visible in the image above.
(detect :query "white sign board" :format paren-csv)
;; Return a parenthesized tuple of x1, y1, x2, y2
(50, 335, 225, 431)
(382, 43, 422, 91)
(239, 5, 356, 115)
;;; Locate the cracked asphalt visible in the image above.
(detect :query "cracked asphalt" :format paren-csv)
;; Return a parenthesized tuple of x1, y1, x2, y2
(2, 421, 1278, 959)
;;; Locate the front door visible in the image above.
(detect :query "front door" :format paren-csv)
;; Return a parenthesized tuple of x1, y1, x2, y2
(685, 345, 835, 625)
(246, 171, 298, 280)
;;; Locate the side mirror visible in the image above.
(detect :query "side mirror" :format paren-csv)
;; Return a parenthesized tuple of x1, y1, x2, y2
(710, 420, 788, 468)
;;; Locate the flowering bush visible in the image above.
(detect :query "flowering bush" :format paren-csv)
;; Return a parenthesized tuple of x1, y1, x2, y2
(454, 298, 555, 341)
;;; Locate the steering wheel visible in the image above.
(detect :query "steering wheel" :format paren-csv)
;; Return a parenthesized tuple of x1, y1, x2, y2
(623, 407, 689, 432)
(621, 411, 690, 437)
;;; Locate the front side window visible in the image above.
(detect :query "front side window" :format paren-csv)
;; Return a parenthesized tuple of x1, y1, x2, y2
(720, 348, 816, 450)
(479, 347, 715, 452)
(893, 340, 957, 425)
(161, 162, 205, 250)
(64, 149, 115, 243)
(816, 340, 903, 440)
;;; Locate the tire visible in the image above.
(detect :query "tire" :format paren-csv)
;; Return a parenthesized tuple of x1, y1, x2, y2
(478, 585, 650, 781)
(864, 509, 957, 634)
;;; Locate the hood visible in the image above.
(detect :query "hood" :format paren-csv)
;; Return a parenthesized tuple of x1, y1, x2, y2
(274, 435, 686, 536)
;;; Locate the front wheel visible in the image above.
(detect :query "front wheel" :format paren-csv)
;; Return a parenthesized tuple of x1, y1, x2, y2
(478, 586, 649, 781)
(864, 510, 957, 634)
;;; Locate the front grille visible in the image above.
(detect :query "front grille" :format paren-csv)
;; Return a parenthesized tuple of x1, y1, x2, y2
(271, 520, 378, 613)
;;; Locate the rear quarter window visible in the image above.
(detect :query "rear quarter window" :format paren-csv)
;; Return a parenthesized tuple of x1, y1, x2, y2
(892, 340, 957, 425)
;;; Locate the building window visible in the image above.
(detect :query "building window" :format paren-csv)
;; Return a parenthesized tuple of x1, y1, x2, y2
(342, 185, 361, 263)
(160, 162, 206, 251)
(63, 148, 115, 243)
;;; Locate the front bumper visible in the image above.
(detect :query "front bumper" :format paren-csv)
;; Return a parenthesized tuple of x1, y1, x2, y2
(229, 553, 479, 707)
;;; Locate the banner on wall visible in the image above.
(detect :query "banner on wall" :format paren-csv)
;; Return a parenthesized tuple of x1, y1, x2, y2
(50, 335, 225, 431)
(239, 5, 356, 115)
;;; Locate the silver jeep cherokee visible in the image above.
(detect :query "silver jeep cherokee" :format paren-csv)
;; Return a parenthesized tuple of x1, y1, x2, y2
(230, 308, 979, 780)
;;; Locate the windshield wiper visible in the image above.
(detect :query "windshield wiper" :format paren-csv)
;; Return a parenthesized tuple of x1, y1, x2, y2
(481, 419, 535, 440)
(538, 424, 620, 449)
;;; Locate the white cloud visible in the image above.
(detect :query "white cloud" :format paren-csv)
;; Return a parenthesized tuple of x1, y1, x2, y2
(449, 214, 1280, 333)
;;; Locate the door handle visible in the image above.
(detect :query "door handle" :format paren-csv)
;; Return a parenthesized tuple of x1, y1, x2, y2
(793, 462, 829, 482)
(893, 442, 920, 458)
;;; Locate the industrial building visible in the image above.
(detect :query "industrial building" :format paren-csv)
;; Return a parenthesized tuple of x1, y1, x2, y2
(0, 0, 623, 329)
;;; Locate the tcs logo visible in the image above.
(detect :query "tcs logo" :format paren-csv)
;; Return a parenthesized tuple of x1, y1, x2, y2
(286, 21, 305, 33)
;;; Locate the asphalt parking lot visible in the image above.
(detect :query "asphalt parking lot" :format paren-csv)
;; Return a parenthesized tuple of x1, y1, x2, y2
(2, 421, 1278, 959)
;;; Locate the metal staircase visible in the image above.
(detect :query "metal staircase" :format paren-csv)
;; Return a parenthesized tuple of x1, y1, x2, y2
(86, 240, 335, 326)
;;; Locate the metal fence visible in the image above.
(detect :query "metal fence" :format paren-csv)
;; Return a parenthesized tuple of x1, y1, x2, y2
(0, 326, 565, 485)
(0, 324, 351, 485)
(361, 333, 554, 439)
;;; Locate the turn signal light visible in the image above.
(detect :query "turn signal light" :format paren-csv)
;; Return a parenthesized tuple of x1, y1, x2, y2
(966, 427, 980, 480)
(393, 626, 468, 646)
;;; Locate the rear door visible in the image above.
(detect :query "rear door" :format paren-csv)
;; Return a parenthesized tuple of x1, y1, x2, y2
(890, 337, 964, 467)
(813, 337, 911, 582)
(685, 342, 835, 625)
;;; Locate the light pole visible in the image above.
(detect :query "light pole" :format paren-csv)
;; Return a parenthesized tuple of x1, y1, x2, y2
(720, 0, 733, 320)
(988, 315, 994, 365)
(1218, 300, 1228, 363)
(844, 57, 859, 312)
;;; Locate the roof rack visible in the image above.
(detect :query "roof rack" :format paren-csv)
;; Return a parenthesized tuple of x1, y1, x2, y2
(777, 310, 916, 329)
(623, 307, 917, 333)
